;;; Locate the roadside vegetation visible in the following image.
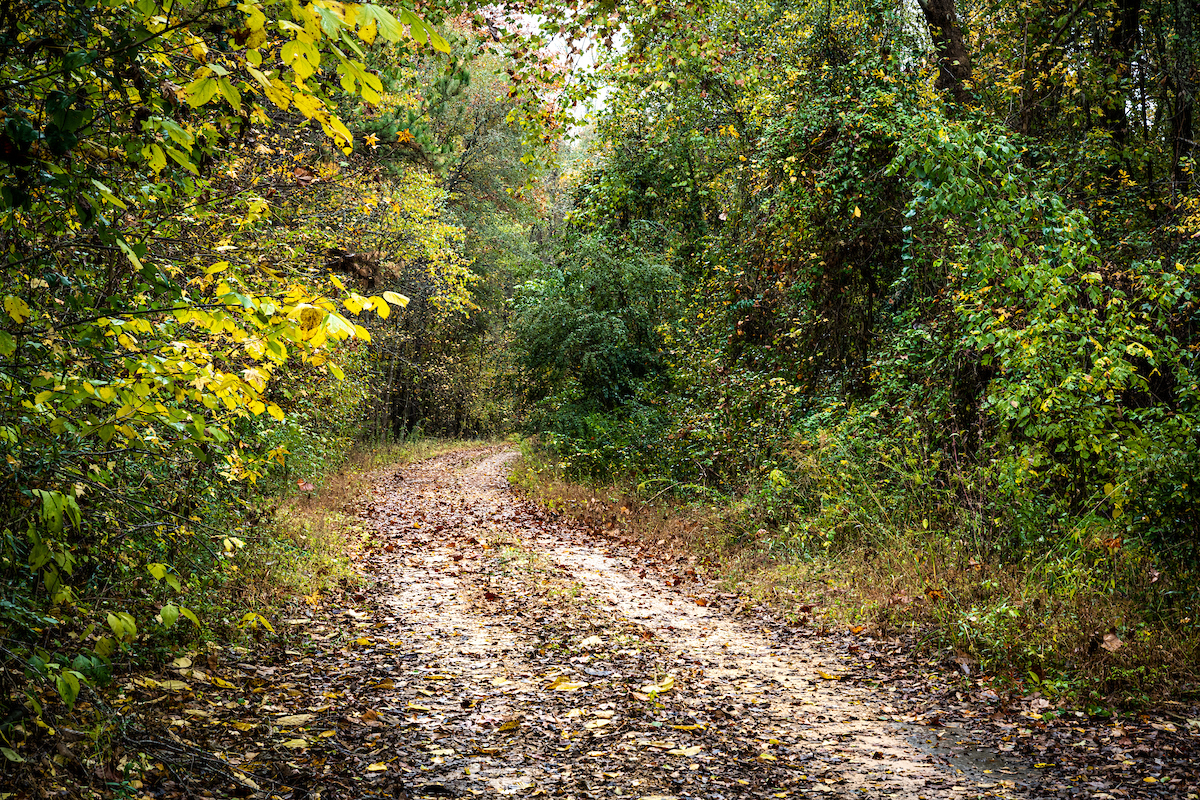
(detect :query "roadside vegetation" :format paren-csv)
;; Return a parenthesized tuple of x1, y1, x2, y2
(506, 0, 1200, 706)
(4, 0, 1199, 788)
(0, 0, 551, 776)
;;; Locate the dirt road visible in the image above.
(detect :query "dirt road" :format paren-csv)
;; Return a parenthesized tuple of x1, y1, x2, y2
(134, 447, 1195, 800)
(334, 448, 1033, 800)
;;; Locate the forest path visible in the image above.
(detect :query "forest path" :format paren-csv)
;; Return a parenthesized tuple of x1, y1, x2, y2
(334, 446, 1030, 800)
(136, 446, 1196, 800)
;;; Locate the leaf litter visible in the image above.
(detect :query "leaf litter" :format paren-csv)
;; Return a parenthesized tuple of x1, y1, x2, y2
(77, 447, 1197, 800)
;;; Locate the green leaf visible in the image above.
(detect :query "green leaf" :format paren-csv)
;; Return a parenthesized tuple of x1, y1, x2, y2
(160, 603, 180, 628)
(165, 146, 198, 175)
(1, 747, 25, 763)
(115, 238, 144, 270)
(399, 9, 427, 45)
(160, 118, 194, 148)
(145, 143, 167, 172)
(218, 77, 242, 112)
(107, 612, 137, 642)
(362, 4, 403, 41)
(184, 77, 219, 108)
(55, 669, 80, 708)
(180, 606, 201, 627)
(89, 179, 127, 209)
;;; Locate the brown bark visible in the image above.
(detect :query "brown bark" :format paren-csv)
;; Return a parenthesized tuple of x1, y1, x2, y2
(917, 0, 974, 104)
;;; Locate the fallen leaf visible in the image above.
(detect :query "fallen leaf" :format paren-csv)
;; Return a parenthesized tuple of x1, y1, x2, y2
(815, 670, 839, 681)
(667, 745, 702, 757)
(366, 762, 388, 772)
(275, 714, 315, 727)
(640, 676, 675, 694)
(280, 739, 308, 749)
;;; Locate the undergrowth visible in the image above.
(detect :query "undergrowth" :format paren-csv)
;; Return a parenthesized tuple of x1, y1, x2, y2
(204, 438, 492, 635)
(510, 442, 1200, 709)
(0, 435, 481, 795)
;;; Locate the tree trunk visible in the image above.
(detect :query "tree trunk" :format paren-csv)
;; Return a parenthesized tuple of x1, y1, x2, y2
(918, 0, 973, 104)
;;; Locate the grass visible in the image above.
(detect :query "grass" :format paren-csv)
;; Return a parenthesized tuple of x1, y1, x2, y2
(509, 444, 1200, 708)
(204, 437, 494, 638)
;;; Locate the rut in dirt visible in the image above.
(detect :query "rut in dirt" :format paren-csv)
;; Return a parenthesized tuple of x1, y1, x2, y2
(342, 446, 1034, 800)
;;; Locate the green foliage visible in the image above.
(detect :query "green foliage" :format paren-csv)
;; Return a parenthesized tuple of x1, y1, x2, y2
(512, 0, 1200, 693)
(511, 226, 678, 466)
(0, 0, 448, 715)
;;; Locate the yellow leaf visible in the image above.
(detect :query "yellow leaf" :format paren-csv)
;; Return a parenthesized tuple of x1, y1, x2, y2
(280, 738, 308, 749)
(758, 752, 777, 761)
(358, 19, 377, 44)
(853, 205, 861, 218)
(382, 290, 409, 308)
(639, 676, 675, 694)
(4, 295, 31, 324)
(407, 702, 431, 711)
(369, 296, 391, 319)
(366, 762, 388, 772)
(213, 677, 237, 689)
(498, 719, 519, 731)
(815, 670, 839, 681)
